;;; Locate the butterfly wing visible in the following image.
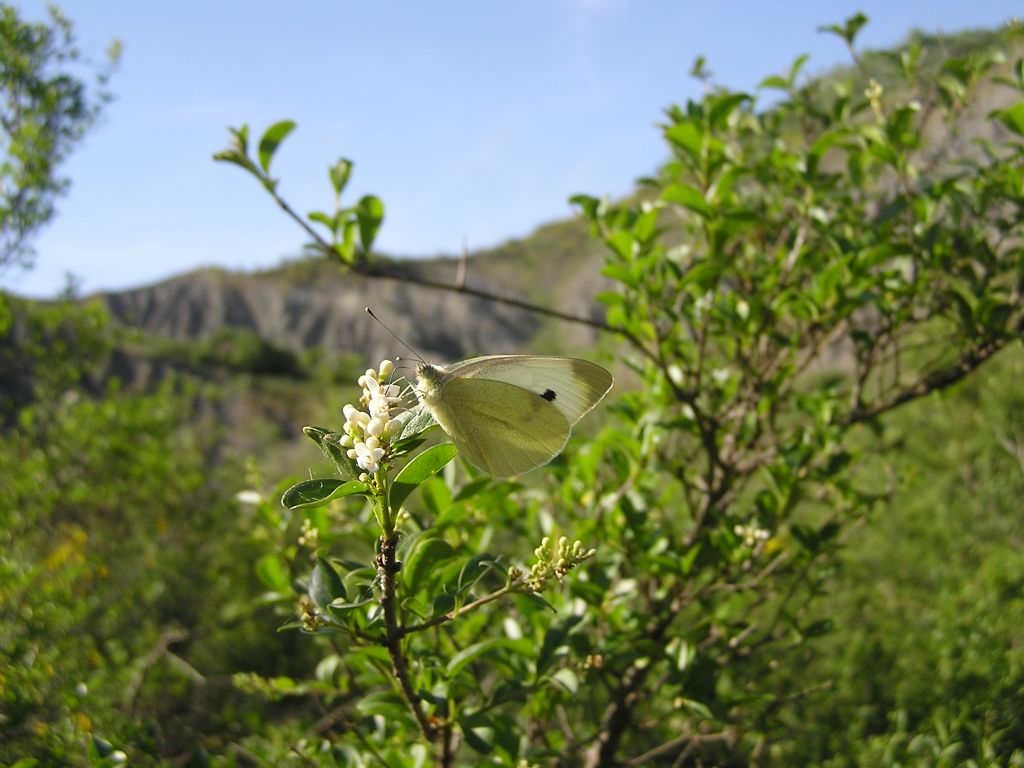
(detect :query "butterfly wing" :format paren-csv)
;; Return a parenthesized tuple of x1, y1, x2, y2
(426, 375, 571, 477)
(445, 355, 613, 425)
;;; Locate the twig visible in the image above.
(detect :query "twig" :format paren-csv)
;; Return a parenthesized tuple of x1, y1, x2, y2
(998, 431, 1024, 475)
(290, 745, 318, 768)
(401, 584, 515, 637)
(624, 729, 734, 766)
(310, 703, 391, 767)
(123, 627, 192, 715)
(228, 742, 268, 767)
(702, 551, 791, 595)
(265, 182, 657, 361)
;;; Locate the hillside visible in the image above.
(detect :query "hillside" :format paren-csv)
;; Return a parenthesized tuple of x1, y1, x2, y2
(92, 216, 611, 368)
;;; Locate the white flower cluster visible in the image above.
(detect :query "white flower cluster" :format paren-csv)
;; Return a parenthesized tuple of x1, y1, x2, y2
(340, 359, 404, 476)
(733, 523, 770, 549)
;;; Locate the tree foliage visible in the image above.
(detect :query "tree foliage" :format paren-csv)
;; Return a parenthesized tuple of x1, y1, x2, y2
(207, 15, 1024, 767)
(0, 3, 118, 270)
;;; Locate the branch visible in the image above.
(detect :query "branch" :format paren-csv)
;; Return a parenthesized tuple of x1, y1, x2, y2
(377, 533, 436, 742)
(582, 590, 684, 768)
(401, 583, 514, 637)
(841, 337, 1004, 426)
(262, 181, 657, 362)
(624, 729, 735, 767)
(123, 627, 192, 715)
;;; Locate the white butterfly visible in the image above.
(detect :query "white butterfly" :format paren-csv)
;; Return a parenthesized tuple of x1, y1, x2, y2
(415, 355, 613, 477)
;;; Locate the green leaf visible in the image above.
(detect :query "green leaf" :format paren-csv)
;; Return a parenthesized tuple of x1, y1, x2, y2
(818, 12, 868, 45)
(662, 183, 711, 218)
(257, 120, 297, 174)
(392, 405, 437, 443)
(664, 121, 703, 161)
(569, 193, 602, 221)
(302, 426, 360, 480)
(535, 615, 583, 677)
(447, 639, 516, 678)
(356, 194, 385, 254)
(211, 149, 255, 175)
(432, 592, 455, 619)
(788, 53, 810, 83)
(996, 102, 1024, 137)
(90, 736, 115, 759)
(453, 477, 492, 502)
(336, 218, 358, 263)
(281, 479, 369, 510)
(456, 553, 501, 595)
(679, 544, 701, 575)
(419, 475, 453, 516)
(233, 124, 250, 153)
(679, 259, 723, 289)
(808, 130, 845, 164)
(759, 74, 791, 91)
(707, 92, 750, 129)
(901, 41, 922, 81)
(307, 211, 336, 231)
(459, 712, 496, 754)
(403, 536, 459, 597)
(550, 667, 579, 693)
(355, 690, 409, 720)
(601, 261, 639, 288)
(595, 290, 625, 307)
(255, 553, 291, 593)
(330, 158, 353, 196)
(678, 697, 714, 720)
(309, 557, 346, 609)
(213, 126, 254, 171)
(605, 230, 636, 262)
(389, 443, 459, 511)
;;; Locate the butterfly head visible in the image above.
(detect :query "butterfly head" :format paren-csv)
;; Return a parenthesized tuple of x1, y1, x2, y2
(415, 362, 446, 402)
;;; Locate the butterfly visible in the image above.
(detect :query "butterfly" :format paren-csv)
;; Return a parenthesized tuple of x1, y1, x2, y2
(415, 355, 613, 477)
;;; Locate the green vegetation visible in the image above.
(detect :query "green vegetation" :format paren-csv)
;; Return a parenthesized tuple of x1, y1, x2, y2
(0, 3, 118, 269)
(2, 11, 1023, 768)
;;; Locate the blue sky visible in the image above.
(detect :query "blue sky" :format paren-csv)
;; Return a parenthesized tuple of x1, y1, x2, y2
(2, 1, 1020, 298)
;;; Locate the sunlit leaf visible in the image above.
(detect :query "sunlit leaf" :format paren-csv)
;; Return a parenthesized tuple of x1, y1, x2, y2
(257, 120, 297, 174)
(389, 443, 458, 512)
(356, 194, 385, 254)
(330, 157, 353, 196)
(281, 479, 369, 510)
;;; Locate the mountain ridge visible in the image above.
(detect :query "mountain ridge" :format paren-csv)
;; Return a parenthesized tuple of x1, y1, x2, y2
(90, 215, 611, 365)
(78, 24, 1021, 368)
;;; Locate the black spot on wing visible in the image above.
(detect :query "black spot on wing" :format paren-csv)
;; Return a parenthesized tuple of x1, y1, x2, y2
(540, 388, 557, 402)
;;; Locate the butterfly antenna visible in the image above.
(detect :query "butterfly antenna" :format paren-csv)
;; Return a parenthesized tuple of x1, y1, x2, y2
(365, 307, 426, 364)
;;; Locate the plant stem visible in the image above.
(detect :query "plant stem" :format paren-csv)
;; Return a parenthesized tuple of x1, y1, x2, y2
(377, 532, 436, 741)
(400, 584, 514, 637)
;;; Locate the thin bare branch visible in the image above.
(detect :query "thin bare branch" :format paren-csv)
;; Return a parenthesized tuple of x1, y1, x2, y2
(842, 338, 1004, 426)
